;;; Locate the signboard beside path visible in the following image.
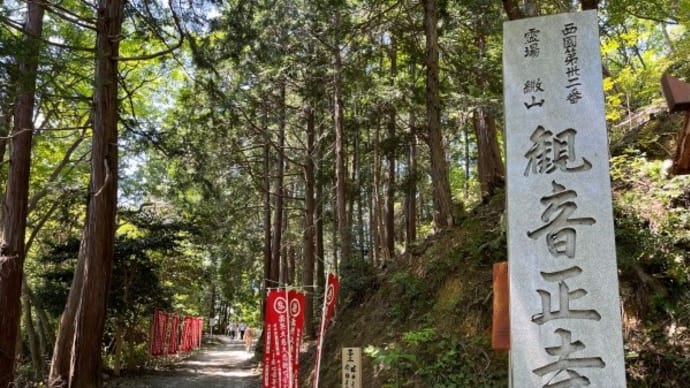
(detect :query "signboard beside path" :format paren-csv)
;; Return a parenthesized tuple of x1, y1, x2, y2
(503, 10, 626, 387)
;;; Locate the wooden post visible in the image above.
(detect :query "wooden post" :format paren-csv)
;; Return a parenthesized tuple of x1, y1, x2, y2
(492, 262, 510, 350)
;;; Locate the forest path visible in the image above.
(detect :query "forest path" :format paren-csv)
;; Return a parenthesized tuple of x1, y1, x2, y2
(105, 335, 261, 388)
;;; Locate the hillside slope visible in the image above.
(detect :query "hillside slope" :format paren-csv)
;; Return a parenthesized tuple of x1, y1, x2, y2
(307, 195, 509, 387)
(305, 112, 690, 387)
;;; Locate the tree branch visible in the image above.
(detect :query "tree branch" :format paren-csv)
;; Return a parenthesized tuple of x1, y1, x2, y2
(114, 0, 184, 62)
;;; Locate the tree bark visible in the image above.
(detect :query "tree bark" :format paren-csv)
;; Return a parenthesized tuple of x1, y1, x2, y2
(302, 105, 316, 339)
(354, 126, 366, 259)
(262, 102, 272, 307)
(22, 284, 43, 379)
(384, 37, 397, 259)
(371, 113, 383, 264)
(49, 1, 123, 386)
(280, 198, 289, 286)
(271, 85, 286, 286)
(405, 109, 417, 250)
(333, 9, 351, 266)
(502, 0, 523, 20)
(0, 2, 44, 386)
(473, 24, 505, 198)
(422, 0, 453, 230)
(23, 282, 50, 362)
(315, 121, 326, 293)
(473, 108, 504, 197)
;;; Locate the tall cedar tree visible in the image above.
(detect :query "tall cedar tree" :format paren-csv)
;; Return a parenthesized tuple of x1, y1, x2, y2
(334, 9, 351, 264)
(0, 2, 44, 386)
(423, 0, 453, 229)
(303, 105, 317, 338)
(49, 0, 123, 386)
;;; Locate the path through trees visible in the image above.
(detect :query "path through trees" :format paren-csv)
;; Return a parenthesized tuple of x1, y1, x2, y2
(105, 336, 260, 388)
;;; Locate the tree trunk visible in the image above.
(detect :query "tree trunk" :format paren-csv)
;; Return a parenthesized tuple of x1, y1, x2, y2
(303, 105, 316, 339)
(473, 18, 505, 198)
(280, 200, 289, 286)
(405, 109, 417, 250)
(271, 85, 286, 286)
(333, 10, 351, 266)
(422, 0, 453, 230)
(208, 282, 216, 326)
(262, 102, 272, 312)
(0, 3, 44, 386)
(48, 249, 84, 387)
(372, 113, 384, 263)
(315, 122, 326, 292)
(384, 37, 397, 260)
(473, 108, 504, 197)
(23, 282, 50, 363)
(354, 126, 366, 259)
(112, 325, 124, 377)
(502, 0, 523, 19)
(288, 244, 296, 286)
(49, 1, 123, 386)
(22, 285, 43, 379)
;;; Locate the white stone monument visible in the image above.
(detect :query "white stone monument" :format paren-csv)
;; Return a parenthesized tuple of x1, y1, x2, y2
(342, 347, 362, 388)
(503, 10, 626, 387)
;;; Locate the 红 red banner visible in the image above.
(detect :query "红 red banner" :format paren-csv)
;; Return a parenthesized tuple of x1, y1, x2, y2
(324, 273, 340, 326)
(263, 290, 281, 387)
(288, 290, 305, 387)
(168, 314, 179, 354)
(150, 310, 169, 356)
(263, 289, 306, 388)
(181, 316, 193, 351)
(312, 273, 340, 388)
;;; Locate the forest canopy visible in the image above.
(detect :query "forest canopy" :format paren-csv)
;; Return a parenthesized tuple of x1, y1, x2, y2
(0, 0, 689, 386)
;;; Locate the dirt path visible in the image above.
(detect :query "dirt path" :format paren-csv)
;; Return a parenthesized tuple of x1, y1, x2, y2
(105, 335, 261, 388)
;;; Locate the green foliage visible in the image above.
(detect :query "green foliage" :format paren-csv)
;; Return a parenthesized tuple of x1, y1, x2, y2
(340, 256, 378, 306)
(609, 146, 690, 384)
(365, 328, 506, 387)
(388, 272, 431, 323)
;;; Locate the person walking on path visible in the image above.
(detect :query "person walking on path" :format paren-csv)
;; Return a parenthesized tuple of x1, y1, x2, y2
(228, 321, 237, 339)
(239, 321, 246, 340)
(243, 326, 253, 352)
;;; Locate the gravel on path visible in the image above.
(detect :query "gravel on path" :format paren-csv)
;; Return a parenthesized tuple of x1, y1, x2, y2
(105, 335, 261, 388)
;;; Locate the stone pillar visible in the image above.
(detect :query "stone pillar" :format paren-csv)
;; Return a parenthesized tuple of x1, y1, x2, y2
(503, 10, 626, 387)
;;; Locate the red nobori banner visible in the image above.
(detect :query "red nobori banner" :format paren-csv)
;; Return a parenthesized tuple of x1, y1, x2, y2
(263, 290, 281, 388)
(150, 310, 169, 356)
(324, 273, 340, 326)
(312, 273, 341, 388)
(288, 290, 306, 388)
(181, 316, 193, 351)
(168, 314, 179, 354)
(263, 289, 306, 388)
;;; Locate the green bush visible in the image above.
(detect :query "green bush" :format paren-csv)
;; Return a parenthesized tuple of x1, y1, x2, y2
(366, 328, 507, 387)
(340, 256, 378, 306)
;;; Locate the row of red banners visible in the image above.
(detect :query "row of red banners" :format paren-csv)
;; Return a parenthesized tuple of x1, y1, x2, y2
(150, 311, 203, 356)
(262, 273, 340, 388)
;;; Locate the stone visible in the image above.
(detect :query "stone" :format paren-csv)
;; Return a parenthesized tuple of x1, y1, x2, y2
(503, 10, 626, 388)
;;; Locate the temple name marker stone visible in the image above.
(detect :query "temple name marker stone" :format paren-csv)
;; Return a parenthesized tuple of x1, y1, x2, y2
(503, 10, 626, 387)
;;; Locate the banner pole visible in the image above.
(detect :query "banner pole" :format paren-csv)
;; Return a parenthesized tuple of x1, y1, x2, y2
(312, 276, 330, 388)
(285, 287, 293, 388)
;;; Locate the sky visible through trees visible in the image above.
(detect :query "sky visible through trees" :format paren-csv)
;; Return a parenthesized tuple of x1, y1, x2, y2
(0, 0, 689, 386)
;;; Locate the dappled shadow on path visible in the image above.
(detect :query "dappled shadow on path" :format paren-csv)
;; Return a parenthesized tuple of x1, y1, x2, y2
(105, 335, 260, 388)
